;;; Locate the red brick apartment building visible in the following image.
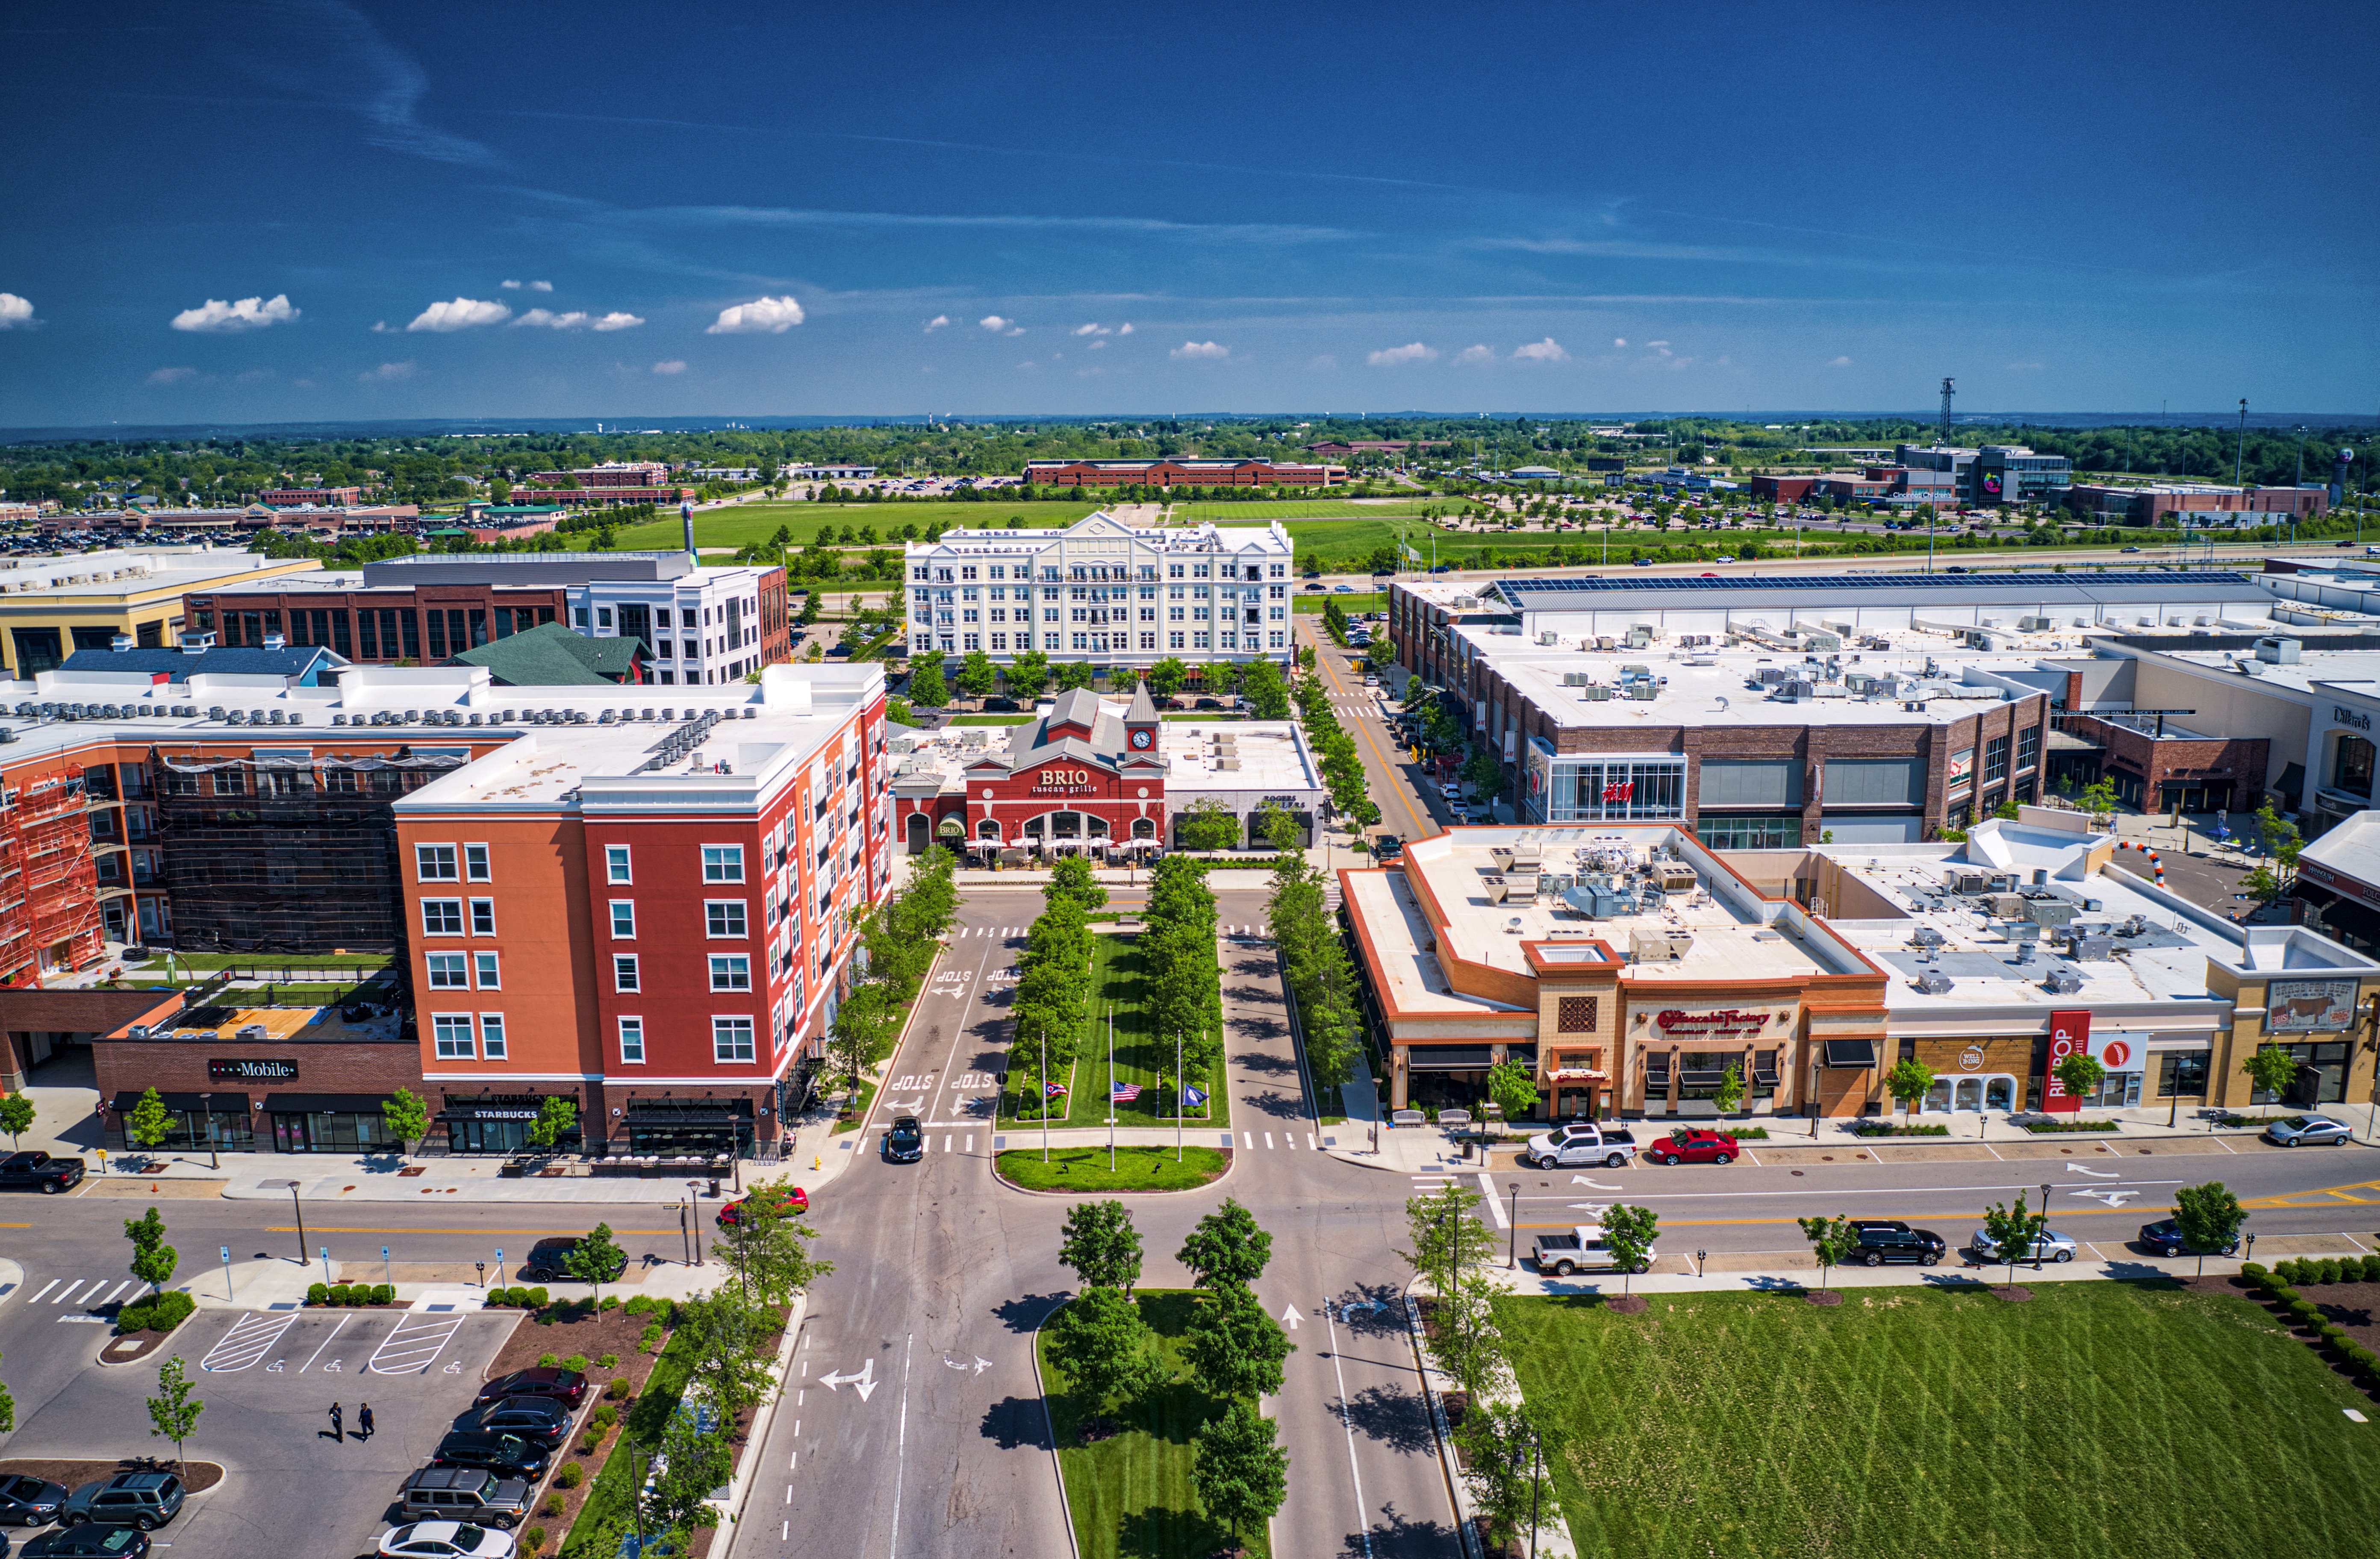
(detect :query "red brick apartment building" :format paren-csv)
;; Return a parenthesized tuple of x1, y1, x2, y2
(510, 462, 694, 507)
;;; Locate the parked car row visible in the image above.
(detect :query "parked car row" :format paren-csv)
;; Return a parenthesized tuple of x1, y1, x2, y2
(0, 1471, 184, 1557)
(373, 1369, 594, 1558)
(1519, 1123, 1744, 1169)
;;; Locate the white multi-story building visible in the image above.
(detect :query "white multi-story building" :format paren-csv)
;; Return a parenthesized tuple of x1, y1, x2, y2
(902, 512, 1295, 667)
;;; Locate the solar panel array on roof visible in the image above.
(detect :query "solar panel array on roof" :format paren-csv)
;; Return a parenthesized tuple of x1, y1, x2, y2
(1488, 571, 2252, 600)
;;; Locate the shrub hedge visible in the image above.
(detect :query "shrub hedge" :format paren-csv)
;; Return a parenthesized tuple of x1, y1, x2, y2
(116, 1289, 196, 1335)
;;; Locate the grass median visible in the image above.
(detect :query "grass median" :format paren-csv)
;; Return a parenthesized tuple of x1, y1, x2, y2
(998, 932, 1231, 1131)
(996, 1145, 1226, 1193)
(1039, 1289, 1271, 1559)
(1495, 1280, 2380, 1559)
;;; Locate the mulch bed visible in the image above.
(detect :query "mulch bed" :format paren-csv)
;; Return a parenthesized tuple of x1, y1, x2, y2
(1992, 1286, 2034, 1303)
(485, 1301, 679, 1556)
(0, 1459, 223, 1495)
(2180, 1274, 2380, 1399)
(100, 1331, 172, 1365)
(1804, 1290, 1844, 1307)
(1605, 1294, 1649, 1314)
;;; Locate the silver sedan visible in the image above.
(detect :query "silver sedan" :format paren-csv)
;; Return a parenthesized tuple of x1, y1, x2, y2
(1966, 1227, 2080, 1264)
(2265, 1115, 2355, 1147)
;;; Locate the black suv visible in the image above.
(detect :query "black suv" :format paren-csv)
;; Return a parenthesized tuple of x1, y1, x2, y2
(885, 1115, 925, 1164)
(521, 1236, 627, 1284)
(432, 1430, 551, 1482)
(0, 1153, 86, 1194)
(2138, 1218, 2239, 1259)
(1847, 1219, 1945, 1267)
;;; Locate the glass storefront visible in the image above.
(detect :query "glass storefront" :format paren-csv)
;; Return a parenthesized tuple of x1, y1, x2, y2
(2249, 1041, 2351, 1106)
(103, 1092, 255, 1154)
(438, 1094, 582, 1155)
(1695, 814, 1802, 850)
(621, 1099, 755, 1158)
(263, 1094, 395, 1153)
(1524, 743, 1688, 824)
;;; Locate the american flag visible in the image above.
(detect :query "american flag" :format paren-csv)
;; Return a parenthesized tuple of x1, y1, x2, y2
(1111, 1082, 1142, 1103)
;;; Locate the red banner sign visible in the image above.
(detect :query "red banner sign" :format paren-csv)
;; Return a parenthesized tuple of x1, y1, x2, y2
(1655, 1008, 1770, 1036)
(2044, 1008, 2091, 1113)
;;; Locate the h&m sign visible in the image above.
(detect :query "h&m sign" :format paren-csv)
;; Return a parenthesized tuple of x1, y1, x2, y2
(1032, 767, 1100, 795)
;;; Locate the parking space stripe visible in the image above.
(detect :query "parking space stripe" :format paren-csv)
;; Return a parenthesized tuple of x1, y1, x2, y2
(370, 1313, 467, 1375)
(298, 1313, 352, 1372)
(203, 1311, 298, 1373)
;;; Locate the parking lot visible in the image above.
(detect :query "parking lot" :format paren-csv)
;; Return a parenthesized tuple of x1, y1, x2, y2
(12, 1302, 524, 1559)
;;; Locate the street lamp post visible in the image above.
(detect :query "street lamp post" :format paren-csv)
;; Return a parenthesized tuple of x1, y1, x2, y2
(1507, 1182, 1522, 1268)
(2038, 1182, 2053, 1268)
(287, 1181, 307, 1268)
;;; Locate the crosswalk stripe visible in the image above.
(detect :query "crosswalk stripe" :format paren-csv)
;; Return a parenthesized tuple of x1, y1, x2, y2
(53, 1280, 89, 1304)
(102, 1280, 137, 1306)
(27, 1280, 59, 1303)
(1242, 1132, 1253, 1149)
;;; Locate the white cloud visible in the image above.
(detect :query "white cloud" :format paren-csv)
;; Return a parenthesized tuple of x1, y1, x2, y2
(0, 293, 32, 329)
(528, 280, 552, 292)
(1171, 340, 1229, 360)
(1073, 322, 1111, 336)
(1613, 336, 1627, 347)
(362, 360, 417, 382)
(979, 315, 1013, 332)
(171, 294, 298, 333)
(1088, 338, 1107, 350)
(707, 295, 805, 334)
(590, 312, 643, 332)
(513, 309, 588, 329)
(923, 315, 950, 332)
(1827, 355, 1852, 367)
(1512, 337, 1568, 362)
(1454, 344, 1496, 365)
(652, 359, 687, 375)
(1118, 322, 1134, 335)
(146, 367, 199, 386)
(407, 297, 511, 332)
(501, 279, 521, 290)
(1367, 342, 1436, 366)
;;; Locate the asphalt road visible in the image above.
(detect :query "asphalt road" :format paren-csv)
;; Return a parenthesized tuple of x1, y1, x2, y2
(1299, 618, 1445, 850)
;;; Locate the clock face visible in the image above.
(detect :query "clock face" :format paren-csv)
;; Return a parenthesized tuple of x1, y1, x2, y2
(1131, 729, 1152, 749)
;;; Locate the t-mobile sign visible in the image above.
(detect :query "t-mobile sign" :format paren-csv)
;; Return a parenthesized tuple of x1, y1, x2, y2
(2043, 1009, 2091, 1114)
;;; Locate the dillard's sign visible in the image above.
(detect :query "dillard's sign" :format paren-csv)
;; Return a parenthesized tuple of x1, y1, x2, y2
(1654, 1008, 1773, 1037)
(1031, 767, 1101, 796)
(2336, 706, 2373, 732)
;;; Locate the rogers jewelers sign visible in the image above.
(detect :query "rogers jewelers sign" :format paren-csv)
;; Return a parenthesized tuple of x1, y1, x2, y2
(1655, 1008, 1772, 1037)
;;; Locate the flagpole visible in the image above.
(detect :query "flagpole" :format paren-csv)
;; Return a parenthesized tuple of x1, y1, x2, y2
(1108, 1004, 1116, 1174)
(1176, 1029, 1184, 1163)
(1041, 1030, 1049, 1164)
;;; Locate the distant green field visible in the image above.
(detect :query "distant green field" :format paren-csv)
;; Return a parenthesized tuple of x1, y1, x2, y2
(607, 500, 1100, 552)
(1175, 500, 1437, 521)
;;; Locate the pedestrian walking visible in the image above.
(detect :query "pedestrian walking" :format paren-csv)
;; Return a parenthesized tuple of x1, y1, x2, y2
(357, 1403, 375, 1441)
(328, 1402, 343, 1442)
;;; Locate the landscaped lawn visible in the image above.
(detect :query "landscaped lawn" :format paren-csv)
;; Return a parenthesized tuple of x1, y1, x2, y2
(609, 500, 1098, 552)
(1176, 499, 1436, 520)
(1494, 1281, 2380, 1559)
(996, 1145, 1228, 1192)
(998, 932, 1230, 1130)
(1040, 1290, 1270, 1559)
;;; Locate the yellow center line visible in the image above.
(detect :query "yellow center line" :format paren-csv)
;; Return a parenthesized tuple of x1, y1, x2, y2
(1307, 619, 1433, 843)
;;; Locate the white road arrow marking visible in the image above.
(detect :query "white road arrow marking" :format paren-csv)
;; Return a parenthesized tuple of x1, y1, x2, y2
(973, 1357, 991, 1374)
(2065, 1164, 2120, 1179)
(819, 1359, 878, 1401)
(1338, 1300, 1384, 1321)
(1567, 1203, 1611, 1217)
(1571, 1176, 1623, 1189)
(1280, 1304, 1302, 1330)
(885, 1098, 925, 1113)
(2069, 1188, 2139, 1207)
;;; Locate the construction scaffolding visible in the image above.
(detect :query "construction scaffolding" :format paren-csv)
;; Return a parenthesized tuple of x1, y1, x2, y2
(0, 763, 103, 985)
(152, 750, 466, 954)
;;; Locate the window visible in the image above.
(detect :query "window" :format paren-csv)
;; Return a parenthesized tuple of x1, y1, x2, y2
(610, 900, 636, 938)
(710, 955, 752, 991)
(614, 954, 640, 992)
(474, 952, 500, 989)
(464, 843, 491, 882)
(433, 1015, 474, 1059)
(470, 899, 496, 935)
(426, 953, 469, 988)
(478, 1014, 507, 1060)
(422, 899, 464, 935)
(707, 900, 748, 938)
(618, 1016, 645, 1064)
(713, 1016, 756, 1062)
(604, 844, 631, 883)
(1983, 735, 2009, 785)
(415, 844, 458, 881)
(703, 845, 745, 882)
(2017, 725, 2041, 774)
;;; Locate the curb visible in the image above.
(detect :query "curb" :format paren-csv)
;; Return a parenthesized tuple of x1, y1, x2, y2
(1403, 1286, 1483, 1559)
(1029, 1300, 1083, 1559)
(987, 1145, 1237, 1198)
(716, 1290, 810, 1540)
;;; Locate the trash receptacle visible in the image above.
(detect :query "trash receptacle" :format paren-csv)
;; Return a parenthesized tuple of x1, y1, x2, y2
(707, 1177, 722, 1197)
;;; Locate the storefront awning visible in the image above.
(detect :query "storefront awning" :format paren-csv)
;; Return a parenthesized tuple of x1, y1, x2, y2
(1404, 1045, 1493, 1071)
(2321, 896, 2380, 947)
(1823, 1039, 1879, 1069)
(1548, 1068, 1607, 1082)
(2296, 882, 2340, 909)
(261, 1092, 392, 1114)
(106, 1091, 218, 1114)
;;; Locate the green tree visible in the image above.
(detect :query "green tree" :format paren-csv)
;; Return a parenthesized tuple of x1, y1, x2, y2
(1053, 660, 1096, 692)
(1883, 1056, 1936, 1120)
(2078, 776, 2118, 827)
(525, 1096, 578, 1153)
(956, 650, 998, 701)
(1183, 1281, 1294, 1401)
(1796, 1214, 1856, 1296)
(1600, 1204, 1658, 1298)
(124, 1207, 177, 1297)
(1454, 1399, 1560, 1555)
(1058, 1200, 1143, 1293)
(713, 1180, 834, 1306)
(1046, 1286, 1163, 1430)
(828, 979, 901, 1093)
(1177, 1198, 1273, 1291)
(0, 1350, 14, 1434)
(1981, 1192, 2048, 1288)
(1240, 658, 1291, 719)
(1461, 748, 1505, 808)
(643, 1399, 733, 1537)
(1045, 853, 1108, 915)
(1190, 1400, 1288, 1548)
(1252, 801, 1302, 856)
(1711, 1062, 1745, 1116)
(1007, 648, 1051, 701)
(380, 1088, 429, 1158)
(1484, 1058, 1539, 1126)
(1144, 658, 1190, 700)
(796, 591, 820, 627)
(906, 649, 949, 708)
(1400, 1183, 1497, 1310)
(1176, 797, 1242, 852)
(2173, 1180, 2247, 1279)
(563, 1222, 626, 1307)
(2256, 803, 2303, 883)
(675, 1288, 781, 1424)
(0, 1094, 34, 1149)
(127, 1086, 172, 1154)
(2241, 863, 2283, 905)
(2242, 1044, 2303, 1112)
(145, 1354, 204, 1478)
(2053, 1050, 2106, 1108)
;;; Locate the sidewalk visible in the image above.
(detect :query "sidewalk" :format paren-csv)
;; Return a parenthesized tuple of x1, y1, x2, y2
(63, 1145, 829, 1204)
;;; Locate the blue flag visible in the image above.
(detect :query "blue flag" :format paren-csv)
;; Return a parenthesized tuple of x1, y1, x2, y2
(1182, 1085, 1209, 1108)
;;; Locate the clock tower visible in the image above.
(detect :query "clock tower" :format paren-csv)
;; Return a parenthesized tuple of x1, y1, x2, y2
(1122, 677, 1161, 766)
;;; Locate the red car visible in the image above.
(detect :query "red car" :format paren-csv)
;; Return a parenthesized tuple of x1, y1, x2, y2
(1647, 1129, 1740, 1166)
(716, 1188, 808, 1227)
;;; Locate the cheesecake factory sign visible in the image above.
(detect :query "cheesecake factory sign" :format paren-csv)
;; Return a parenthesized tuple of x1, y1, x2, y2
(1653, 1007, 1778, 1038)
(1031, 766, 1103, 796)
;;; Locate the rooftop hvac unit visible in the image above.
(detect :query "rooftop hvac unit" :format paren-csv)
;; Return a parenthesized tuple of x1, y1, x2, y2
(2018, 615, 2053, 632)
(2044, 968, 2085, 994)
(1562, 671, 1591, 687)
(1911, 926, 1947, 948)
(2255, 636, 2302, 664)
(1626, 625, 1655, 648)
(741, 708, 757, 719)
(1217, 758, 1241, 770)
(1630, 927, 1694, 962)
(1539, 631, 1559, 647)
(236, 1023, 266, 1041)
(2065, 933, 2115, 961)
(1623, 681, 1658, 700)
(1583, 684, 1615, 701)
(1913, 971, 1955, 994)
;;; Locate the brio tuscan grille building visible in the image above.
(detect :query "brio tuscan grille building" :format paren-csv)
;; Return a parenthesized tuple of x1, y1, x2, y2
(903, 512, 1294, 668)
(1343, 817, 2380, 1120)
(4, 654, 891, 1158)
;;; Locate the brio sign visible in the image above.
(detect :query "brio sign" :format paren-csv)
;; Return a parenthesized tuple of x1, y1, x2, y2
(1032, 768, 1100, 795)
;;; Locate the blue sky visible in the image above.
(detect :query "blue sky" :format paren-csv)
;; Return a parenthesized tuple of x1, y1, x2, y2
(1, 0, 2373, 426)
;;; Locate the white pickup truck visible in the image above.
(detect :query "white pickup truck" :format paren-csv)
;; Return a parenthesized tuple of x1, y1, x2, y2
(1520, 1122, 1638, 1169)
(1532, 1224, 1656, 1277)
